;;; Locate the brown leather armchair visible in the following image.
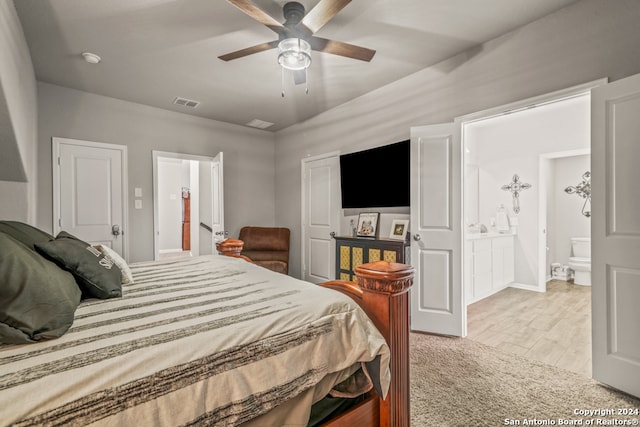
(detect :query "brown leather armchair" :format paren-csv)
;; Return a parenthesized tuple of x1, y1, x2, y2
(238, 226, 290, 275)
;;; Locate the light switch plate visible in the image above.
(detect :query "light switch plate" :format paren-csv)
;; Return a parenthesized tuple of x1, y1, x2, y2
(134, 187, 142, 197)
(135, 199, 142, 209)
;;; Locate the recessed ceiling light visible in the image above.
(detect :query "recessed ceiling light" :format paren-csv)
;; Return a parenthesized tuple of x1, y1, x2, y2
(81, 52, 101, 64)
(246, 119, 274, 129)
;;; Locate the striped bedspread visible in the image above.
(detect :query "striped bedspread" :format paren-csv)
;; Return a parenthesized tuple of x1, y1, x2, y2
(0, 255, 389, 426)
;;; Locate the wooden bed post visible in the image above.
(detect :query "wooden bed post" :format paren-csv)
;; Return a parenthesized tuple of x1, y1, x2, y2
(216, 238, 254, 263)
(354, 261, 413, 427)
(319, 261, 414, 427)
(217, 239, 414, 427)
(216, 238, 244, 257)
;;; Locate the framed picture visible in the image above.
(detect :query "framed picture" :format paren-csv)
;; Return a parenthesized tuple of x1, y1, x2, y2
(389, 219, 409, 241)
(356, 212, 379, 238)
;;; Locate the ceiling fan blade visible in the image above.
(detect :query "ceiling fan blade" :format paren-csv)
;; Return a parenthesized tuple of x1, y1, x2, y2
(309, 37, 375, 62)
(218, 40, 279, 61)
(297, 0, 352, 34)
(226, 0, 291, 36)
(293, 70, 306, 85)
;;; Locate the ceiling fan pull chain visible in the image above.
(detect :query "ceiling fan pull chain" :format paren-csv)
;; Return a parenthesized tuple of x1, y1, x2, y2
(281, 67, 285, 98)
(305, 68, 309, 95)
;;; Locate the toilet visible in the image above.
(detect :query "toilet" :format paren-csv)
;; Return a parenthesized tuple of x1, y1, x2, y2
(568, 237, 591, 286)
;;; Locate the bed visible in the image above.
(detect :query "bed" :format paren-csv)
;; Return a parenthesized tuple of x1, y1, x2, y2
(0, 232, 413, 427)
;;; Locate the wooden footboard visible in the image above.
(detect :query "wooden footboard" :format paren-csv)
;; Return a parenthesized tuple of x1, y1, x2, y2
(217, 239, 414, 427)
(320, 262, 414, 427)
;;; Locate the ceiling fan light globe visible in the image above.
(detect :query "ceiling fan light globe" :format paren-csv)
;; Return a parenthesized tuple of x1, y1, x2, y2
(278, 38, 312, 70)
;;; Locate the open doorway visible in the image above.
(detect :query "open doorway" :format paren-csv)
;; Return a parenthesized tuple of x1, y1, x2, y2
(462, 88, 594, 377)
(152, 151, 225, 261)
(541, 150, 591, 285)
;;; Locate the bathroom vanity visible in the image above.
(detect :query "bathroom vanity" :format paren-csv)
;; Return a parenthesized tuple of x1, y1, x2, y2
(464, 233, 515, 304)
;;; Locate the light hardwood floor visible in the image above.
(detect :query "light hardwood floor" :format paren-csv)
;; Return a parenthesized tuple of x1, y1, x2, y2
(467, 280, 592, 378)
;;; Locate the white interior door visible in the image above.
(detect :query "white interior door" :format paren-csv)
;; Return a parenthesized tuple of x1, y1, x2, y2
(302, 153, 340, 283)
(53, 137, 128, 257)
(210, 152, 225, 246)
(591, 72, 640, 397)
(197, 160, 212, 256)
(410, 123, 465, 336)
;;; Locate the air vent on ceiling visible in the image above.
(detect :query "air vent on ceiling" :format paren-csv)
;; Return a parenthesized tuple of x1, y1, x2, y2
(173, 97, 200, 108)
(246, 119, 274, 129)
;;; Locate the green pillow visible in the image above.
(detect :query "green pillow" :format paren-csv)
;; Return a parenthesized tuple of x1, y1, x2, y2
(35, 231, 122, 299)
(0, 221, 53, 251)
(0, 232, 81, 344)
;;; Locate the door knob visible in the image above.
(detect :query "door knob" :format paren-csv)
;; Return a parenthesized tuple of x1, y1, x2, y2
(112, 225, 120, 238)
(329, 231, 336, 238)
(413, 234, 421, 241)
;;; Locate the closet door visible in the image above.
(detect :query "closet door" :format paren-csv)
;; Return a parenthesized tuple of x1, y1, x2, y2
(301, 153, 340, 283)
(53, 137, 127, 257)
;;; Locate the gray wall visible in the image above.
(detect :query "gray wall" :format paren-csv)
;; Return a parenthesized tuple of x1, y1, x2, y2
(37, 82, 276, 262)
(0, 1, 37, 222)
(274, 0, 640, 278)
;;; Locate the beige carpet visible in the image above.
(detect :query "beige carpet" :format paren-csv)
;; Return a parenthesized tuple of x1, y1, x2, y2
(410, 333, 640, 427)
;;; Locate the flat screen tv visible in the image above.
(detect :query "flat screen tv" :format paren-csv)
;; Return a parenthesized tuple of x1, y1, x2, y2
(340, 140, 410, 209)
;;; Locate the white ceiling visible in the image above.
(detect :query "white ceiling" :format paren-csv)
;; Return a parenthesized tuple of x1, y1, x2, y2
(14, 0, 579, 131)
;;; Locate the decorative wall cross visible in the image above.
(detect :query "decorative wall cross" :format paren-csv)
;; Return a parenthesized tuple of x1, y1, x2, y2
(564, 171, 591, 217)
(501, 174, 531, 214)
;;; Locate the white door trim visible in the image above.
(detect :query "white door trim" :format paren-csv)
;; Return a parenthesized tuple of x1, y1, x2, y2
(52, 137, 129, 260)
(301, 151, 340, 280)
(457, 79, 608, 124)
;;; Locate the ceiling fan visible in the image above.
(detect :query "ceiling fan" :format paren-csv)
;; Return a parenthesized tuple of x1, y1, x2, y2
(219, 0, 376, 86)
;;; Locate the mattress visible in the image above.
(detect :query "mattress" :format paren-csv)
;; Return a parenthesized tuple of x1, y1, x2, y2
(0, 255, 389, 426)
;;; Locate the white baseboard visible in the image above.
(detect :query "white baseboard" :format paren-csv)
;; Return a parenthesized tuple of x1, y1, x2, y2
(466, 284, 510, 305)
(509, 282, 545, 293)
(466, 281, 547, 306)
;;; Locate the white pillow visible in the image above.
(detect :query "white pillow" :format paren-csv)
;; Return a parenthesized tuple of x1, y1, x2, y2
(95, 244, 134, 284)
